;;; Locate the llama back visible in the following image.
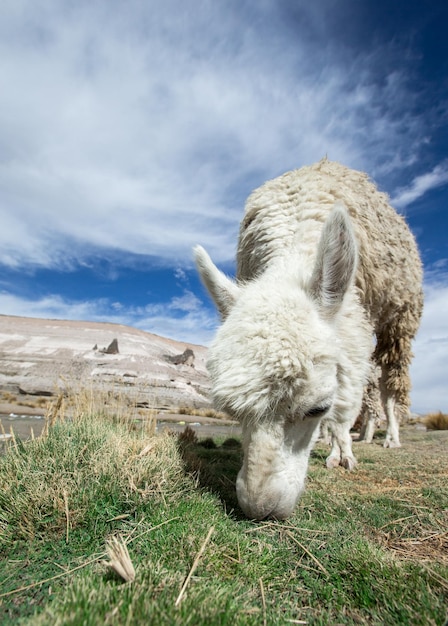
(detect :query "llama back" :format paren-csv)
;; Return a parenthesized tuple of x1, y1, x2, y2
(237, 158, 423, 333)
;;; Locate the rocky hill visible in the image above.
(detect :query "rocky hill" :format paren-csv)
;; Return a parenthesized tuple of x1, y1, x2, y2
(0, 315, 211, 411)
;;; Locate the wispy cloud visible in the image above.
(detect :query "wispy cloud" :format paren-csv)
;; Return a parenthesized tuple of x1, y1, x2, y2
(0, 0, 435, 269)
(392, 161, 448, 209)
(0, 292, 104, 322)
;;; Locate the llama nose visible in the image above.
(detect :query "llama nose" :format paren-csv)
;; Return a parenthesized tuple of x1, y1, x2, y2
(236, 471, 296, 520)
(238, 495, 295, 521)
(238, 498, 278, 521)
(236, 472, 274, 519)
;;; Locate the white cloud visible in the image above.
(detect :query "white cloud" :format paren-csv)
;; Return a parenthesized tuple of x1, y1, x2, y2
(392, 161, 448, 209)
(410, 277, 448, 414)
(0, 292, 103, 321)
(0, 0, 435, 269)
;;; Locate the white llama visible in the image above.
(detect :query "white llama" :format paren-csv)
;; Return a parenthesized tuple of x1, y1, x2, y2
(195, 159, 423, 520)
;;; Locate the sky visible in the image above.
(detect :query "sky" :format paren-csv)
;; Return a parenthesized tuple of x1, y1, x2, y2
(0, 0, 447, 413)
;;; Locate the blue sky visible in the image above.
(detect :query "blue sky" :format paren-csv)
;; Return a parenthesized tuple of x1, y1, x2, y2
(0, 0, 447, 413)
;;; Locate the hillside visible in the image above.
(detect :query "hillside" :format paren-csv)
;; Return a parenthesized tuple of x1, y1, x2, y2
(0, 315, 211, 412)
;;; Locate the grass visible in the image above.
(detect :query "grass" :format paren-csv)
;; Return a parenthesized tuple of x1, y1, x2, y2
(0, 404, 447, 625)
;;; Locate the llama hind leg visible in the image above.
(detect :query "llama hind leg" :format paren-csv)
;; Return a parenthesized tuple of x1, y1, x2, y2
(379, 365, 405, 448)
(382, 390, 401, 448)
(359, 411, 376, 444)
(375, 297, 423, 449)
(319, 419, 332, 445)
(325, 420, 357, 470)
(358, 366, 383, 444)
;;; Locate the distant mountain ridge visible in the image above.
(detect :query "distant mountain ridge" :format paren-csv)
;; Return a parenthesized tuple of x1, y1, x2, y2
(0, 315, 211, 410)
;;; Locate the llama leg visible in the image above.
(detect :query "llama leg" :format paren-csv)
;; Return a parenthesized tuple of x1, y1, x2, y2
(358, 391, 376, 443)
(359, 413, 376, 444)
(358, 370, 383, 443)
(326, 435, 341, 468)
(375, 297, 423, 450)
(379, 369, 402, 448)
(319, 420, 331, 445)
(358, 363, 385, 443)
(325, 420, 357, 470)
(383, 393, 401, 448)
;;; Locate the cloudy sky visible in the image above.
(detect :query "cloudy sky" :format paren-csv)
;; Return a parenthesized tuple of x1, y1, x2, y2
(1, 0, 447, 413)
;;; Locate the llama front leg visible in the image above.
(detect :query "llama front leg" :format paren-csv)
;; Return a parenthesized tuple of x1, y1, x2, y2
(325, 420, 357, 470)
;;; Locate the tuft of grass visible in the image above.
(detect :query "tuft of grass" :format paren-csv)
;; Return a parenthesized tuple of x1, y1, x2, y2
(105, 535, 136, 582)
(1, 391, 18, 404)
(175, 406, 230, 420)
(0, 404, 447, 625)
(423, 410, 448, 430)
(0, 416, 185, 547)
(1, 390, 50, 410)
(14, 396, 50, 410)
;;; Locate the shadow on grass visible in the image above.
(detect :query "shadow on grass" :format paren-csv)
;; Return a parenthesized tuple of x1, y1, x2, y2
(310, 448, 328, 464)
(176, 427, 245, 518)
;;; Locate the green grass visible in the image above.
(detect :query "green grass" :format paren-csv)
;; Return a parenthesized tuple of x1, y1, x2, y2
(0, 412, 447, 625)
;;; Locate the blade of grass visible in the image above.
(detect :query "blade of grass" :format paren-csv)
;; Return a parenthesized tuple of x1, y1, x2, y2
(259, 577, 267, 626)
(63, 490, 70, 544)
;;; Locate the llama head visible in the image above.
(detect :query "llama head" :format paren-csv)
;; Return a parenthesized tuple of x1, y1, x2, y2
(195, 205, 358, 519)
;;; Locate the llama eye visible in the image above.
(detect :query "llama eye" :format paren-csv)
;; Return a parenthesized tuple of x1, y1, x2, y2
(305, 405, 331, 418)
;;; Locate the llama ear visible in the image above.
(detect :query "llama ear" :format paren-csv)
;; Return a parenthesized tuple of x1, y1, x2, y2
(308, 203, 357, 316)
(194, 245, 240, 319)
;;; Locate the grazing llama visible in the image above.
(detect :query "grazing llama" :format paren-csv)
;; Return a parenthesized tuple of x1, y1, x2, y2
(195, 159, 423, 519)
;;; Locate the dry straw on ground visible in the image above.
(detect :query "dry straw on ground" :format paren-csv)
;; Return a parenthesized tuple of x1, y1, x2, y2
(175, 526, 215, 607)
(105, 535, 136, 583)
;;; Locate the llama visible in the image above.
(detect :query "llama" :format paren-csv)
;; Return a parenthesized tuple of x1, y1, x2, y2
(195, 159, 423, 520)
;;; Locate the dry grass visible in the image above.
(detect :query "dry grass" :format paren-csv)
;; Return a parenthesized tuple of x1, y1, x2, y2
(423, 411, 448, 430)
(1, 391, 18, 404)
(175, 406, 230, 420)
(0, 387, 182, 546)
(43, 382, 157, 435)
(17, 397, 49, 409)
(105, 535, 136, 582)
(1, 390, 50, 410)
